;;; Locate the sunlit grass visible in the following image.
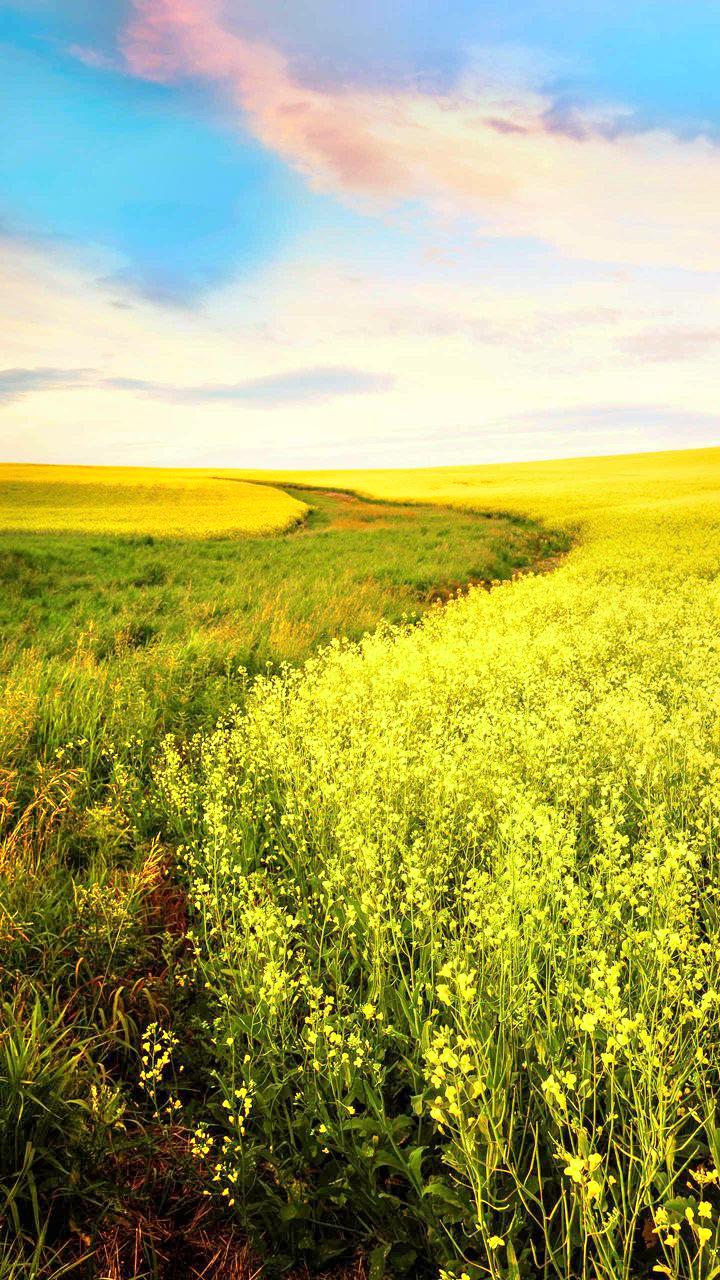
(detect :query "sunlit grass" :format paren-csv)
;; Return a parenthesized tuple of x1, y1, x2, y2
(4, 447, 720, 1277)
(0, 480, 563, 1275)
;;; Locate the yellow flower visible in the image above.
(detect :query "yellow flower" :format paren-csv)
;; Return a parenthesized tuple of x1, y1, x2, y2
(487, 1235, 505, 1250)
(563, 1156, 585, 1184)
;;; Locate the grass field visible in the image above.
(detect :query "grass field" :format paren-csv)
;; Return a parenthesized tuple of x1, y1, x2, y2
(0, 465, 567, 1279)
(3, 448, 720, 1279)
(0, 481, 564, 667)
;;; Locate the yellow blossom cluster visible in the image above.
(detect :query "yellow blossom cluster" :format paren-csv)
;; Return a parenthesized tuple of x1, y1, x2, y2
(138, 1022, 181, 1118)
(0, 464, 306, 537)
(159, 448, 720, 1277)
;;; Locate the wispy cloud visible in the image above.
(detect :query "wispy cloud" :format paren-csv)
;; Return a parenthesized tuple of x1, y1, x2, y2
(5, 229, 720, 469)
(0, 365, 393, 407)
(0, 367, 94, 405)
(619, 328, 720, 363)
(314, 404, 720, 459)
(116, 0, 720, 272)
(488, 404, 720, 437)
(192, 404, 720, 469)
(66, 44, 121, 73)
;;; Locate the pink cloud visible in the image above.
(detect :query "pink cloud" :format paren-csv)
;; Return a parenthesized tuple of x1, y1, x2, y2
(119, 0, 720, 271)
(122, 0, 403, 192)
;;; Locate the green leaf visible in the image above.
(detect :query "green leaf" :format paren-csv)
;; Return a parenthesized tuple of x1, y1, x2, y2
(407, 1145, 426, 1186)
(369, 1242, 391, 1280)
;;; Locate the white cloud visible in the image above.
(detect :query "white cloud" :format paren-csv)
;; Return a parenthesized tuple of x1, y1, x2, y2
(2, 231, 720, 467)
(117, 0, 720, 273)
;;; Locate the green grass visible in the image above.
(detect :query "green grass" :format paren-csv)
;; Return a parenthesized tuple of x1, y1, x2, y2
(0, 487, 565, 666)
(6, 449, 720, 1279)
(0, 483, 567, 1278)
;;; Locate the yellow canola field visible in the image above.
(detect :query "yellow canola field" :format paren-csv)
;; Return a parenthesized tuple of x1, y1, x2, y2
(161, 446, 720, 1278)
(235, 444, 720, 567)
(0, 463, 305, 537)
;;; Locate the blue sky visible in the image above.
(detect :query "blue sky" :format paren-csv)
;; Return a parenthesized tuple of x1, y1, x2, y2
(1, 10, 307, 301)
(1, 0, 719, 465)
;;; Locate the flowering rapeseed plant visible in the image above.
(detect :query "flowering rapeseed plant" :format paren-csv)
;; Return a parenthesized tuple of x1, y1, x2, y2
(157, 448, 720, 1276)
(0, 463, 305, 537)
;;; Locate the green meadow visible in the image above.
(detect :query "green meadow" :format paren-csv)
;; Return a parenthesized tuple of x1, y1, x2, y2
(6, 448, 720, 1280)
(0, 471, 565, 1279)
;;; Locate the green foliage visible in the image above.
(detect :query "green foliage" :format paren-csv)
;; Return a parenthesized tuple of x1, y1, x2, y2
(0, 485, 563, 1276)
(0, 995, 115, 1233)
(0, 487, 562, 665)
(0, 489, 562, 862)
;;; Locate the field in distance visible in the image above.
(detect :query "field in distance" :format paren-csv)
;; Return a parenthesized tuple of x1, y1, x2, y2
(0, 461, 568, 1276)
(234, 443, 720, 532)
(0, 463, 306, 537)
(0, 465, 567, 668)
(4, 447, 720, 1280)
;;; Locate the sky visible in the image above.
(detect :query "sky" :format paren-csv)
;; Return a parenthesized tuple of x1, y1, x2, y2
(2, 1, 720, 467)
